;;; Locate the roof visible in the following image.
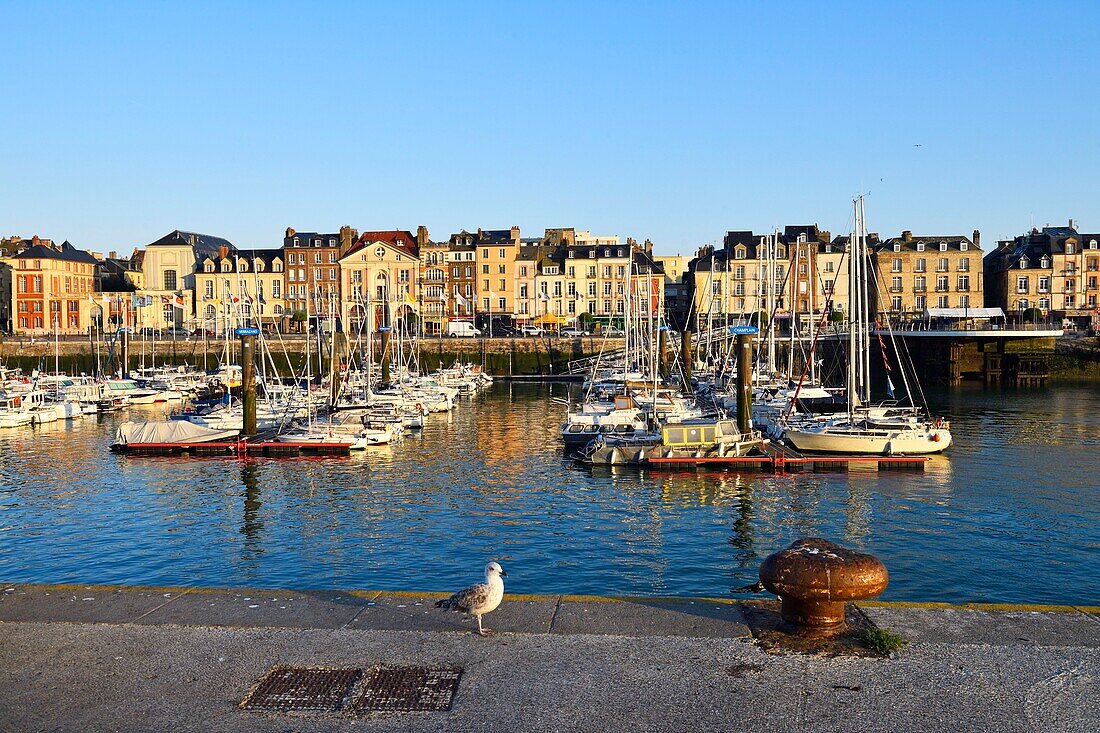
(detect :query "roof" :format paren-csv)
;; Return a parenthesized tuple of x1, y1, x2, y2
(12, 240, 99, 265)
(876, 234, 977, 253)
(148, 230, 235, 258)
(347, 230, 418, 259)
(198, 248, 283, 272)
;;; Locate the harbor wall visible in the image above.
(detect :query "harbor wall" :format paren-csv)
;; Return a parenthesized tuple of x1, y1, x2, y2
(0, 336, 615, 378)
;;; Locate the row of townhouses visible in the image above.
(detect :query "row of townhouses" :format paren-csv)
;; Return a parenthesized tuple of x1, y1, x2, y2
(1, 227, 668, 336)
(4, 221, 1097, 337)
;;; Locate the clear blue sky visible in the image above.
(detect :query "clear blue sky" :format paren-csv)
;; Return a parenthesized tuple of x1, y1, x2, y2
(2, 1, 1098, 256)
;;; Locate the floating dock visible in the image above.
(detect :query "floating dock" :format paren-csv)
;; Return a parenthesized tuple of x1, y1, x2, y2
(632, 444, 928, 473)
(115, 437, 353, 458)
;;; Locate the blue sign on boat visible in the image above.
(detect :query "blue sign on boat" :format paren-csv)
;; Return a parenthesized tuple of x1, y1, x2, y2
(235, 327, 261, 337)
(729, 325, 759, 335)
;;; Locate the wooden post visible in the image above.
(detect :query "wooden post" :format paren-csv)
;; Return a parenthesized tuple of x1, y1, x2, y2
(737, 333, 752, 434)
(240, 331, 257, 436)
(120, 328, 130, 379)
(380, 327, 391, 384)
(680, 329, 693, 393)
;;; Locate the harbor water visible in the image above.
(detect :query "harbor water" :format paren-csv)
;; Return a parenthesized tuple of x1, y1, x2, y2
(0, 382, 1097, 605)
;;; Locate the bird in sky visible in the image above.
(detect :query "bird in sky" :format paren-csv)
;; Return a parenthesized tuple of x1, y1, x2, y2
(435, 561, 507, 636)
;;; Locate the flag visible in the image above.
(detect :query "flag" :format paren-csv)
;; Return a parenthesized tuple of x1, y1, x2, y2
(539, 291, 550, 301)
(454, 290, 469, 308)
(439, 291, 448, 302)
(405, 289, 416, 305)
(258, 292, 267, 304)
(885, 375, 896, 399)
(173, 294, 185, 309)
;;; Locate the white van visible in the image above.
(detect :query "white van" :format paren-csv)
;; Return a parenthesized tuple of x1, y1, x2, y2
(446, 321, 482, 338)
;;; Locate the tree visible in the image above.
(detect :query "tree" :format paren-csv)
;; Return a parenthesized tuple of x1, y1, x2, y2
(1022, 307, 1043, 324)
(579, 312, 595, 330)
(292, 310, 308, 332)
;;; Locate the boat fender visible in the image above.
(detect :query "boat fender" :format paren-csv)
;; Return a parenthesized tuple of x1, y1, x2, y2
(932, 432, 941, 442)
(415, 403, 424, 414)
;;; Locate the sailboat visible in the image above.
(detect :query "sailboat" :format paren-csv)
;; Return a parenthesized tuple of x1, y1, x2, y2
(783, 196, 952, 455)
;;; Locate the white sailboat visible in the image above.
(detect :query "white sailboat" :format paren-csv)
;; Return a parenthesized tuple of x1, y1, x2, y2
(783, 196, 951, 455)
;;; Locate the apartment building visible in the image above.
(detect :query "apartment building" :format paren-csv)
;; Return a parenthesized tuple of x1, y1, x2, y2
(446, 231, 478, 318)
(338, 231, 421, 334)
(6, 240, 100, 335)
(194, 247, 286, 332)
(474, 227, 522, 318)
(282, 226, 357, 322)
(872, 230, 982, 318)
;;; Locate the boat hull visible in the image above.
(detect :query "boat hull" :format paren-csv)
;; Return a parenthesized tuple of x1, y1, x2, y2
(784, 426, 951, 455)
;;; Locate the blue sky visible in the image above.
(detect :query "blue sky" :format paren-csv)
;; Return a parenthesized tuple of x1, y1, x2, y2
(2, 1, 1098, 256)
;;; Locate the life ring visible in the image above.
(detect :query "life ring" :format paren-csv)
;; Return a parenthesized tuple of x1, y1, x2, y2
(415, 402, 424, 413)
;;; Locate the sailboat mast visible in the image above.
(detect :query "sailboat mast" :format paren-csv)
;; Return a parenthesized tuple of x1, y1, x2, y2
(860, 195, 872, 403)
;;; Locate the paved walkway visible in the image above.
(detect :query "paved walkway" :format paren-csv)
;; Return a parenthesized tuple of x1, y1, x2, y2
(1, 583, 1097, 732)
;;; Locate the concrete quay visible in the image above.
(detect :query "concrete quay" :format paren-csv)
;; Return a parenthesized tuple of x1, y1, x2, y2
(1, 583, 1097, 732)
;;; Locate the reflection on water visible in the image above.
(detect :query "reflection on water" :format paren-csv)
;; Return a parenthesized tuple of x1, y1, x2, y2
(0, 382, 1097, 605)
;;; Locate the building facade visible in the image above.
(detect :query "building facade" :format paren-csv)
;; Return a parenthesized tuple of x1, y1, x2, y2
(282, 226, 357, 326)
(6, 240, 100, 335)
(195, 248, 286, 333)
(338, 232, 421, 335)
(139, 230, 234, 330)
(872, 230, 982, 318)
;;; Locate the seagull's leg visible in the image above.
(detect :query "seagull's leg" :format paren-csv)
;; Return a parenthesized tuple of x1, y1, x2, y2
(476, 615, 491, 636)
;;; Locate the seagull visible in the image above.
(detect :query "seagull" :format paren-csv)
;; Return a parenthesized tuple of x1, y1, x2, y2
(435, 561, 507, 636)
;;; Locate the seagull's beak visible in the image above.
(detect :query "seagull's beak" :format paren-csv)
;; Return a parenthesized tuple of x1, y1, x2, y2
(499, 570, 508, 577)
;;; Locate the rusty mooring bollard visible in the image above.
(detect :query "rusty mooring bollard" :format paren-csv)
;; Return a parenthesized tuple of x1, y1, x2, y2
(759, 538, 888, 629)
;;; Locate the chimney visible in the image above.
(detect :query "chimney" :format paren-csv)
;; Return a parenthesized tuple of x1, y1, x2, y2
(477, 228, 483, 238)
(339, 225, 357, 252)
(510, 226, 520, 241)
(1069, 218, 1076, 230)
(972, 229, 981, 249)
(644, 238, 653, 256)
(285, 227, 296, 239)
(31, 235, 40, 246)
(902, 230, 913, 242)
(109, 250, 117, 259)
(218, 245, 229, 261)
(417, 225, 429, 248)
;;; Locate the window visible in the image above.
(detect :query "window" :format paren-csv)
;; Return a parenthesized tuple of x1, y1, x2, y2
(204, 281, 214, 299)
(915, 295, 926, 311)
(960, 242, 969, 251)
(938, 258, 949, 272)
(1090, 276, 1098, 290)
(822, 281, 834, 294)
(498, 249, 505, 258)
(915, 258, 926, 272)
(1038, 297, 1050, 310)
(936, 275, 949, 292)
(735, 247, 746, 259)
(735, 265, 745, 278)
(1040, 256, 1050, 268)
(893, 244, 902, 252)
(204, 261, 214, 273)
(892, 258, 902, 272)
(221, 260, 231, 272)
(272, 281, 281, 298)
(616, 266, 625, 278)
(711, 282, 722, 296)
(1066, 293, 1076, 307)
(603, 266, 612, 278)
(891, 276, 902, 292)
(916, 243, 925, 252)
(1017, 277, 1029, 294)
(957, 275, 970, 292)
(313, 252, 321, 264)
(915, 276, 926, 292)
(163, 270, 177, 290)
(1067, 243, 1076, 255)
(735, 282, 745, 296)
(497, 264, 506, 274)
(329, 268, 336, 280)
(273, 261, 283, 272)
(482, 264, 489, 274)
(604, 283, 613, 296)
(1020, 256, 1029, 269)
(293, 237, 299, 246)
(939, 242, 948, 252)
(825, 261, 835, 273)
(312, 238, 320, 247)
(891, 296, 902, 311)
(465, 266, 472, 277)
(314, 268, 322, 281)
(1038, 276, 1050, 293)
(588, 283, 596, 296)
(498, 297, 506, 310)
(937, 295, 949, 308)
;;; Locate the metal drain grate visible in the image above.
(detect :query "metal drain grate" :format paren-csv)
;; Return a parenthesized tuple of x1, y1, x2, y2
(240, 666, 361, 712)
(351, 666, 463, 712)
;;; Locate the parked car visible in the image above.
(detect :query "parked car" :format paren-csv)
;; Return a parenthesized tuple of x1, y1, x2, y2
(559, 327, 586, 337)
(490, 324, 519, 337)
(602, 327, 624, 337)
(192, 328, 216, 338)
(519, 325, 545, 336)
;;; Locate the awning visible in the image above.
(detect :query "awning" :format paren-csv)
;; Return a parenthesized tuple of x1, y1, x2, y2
(534, 313, 565, 325)
(924, 307, 1005, 319)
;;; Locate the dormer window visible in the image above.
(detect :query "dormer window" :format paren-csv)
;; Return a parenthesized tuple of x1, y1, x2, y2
(255, 260, 265, 273)
(825, 245, 832, 254)
(735, 247, 746, 259)
(1091, 240, 1098, 249)
(939, 242, 948, 252)
(273, 261, 283, 272)
(293, 237, 299, 246)
(221, 260, 231, 272)
(204, 261, 214, 273)
(397, 239, 405, 247)
(798, 233, 807, 243)
(1020, 257, 1029, 269)
(617, 248, 624, 257)
(776, 247, 786, 258)
(588, 250, 595, 258)
(313, 238, 321, 247)
(1040, 256, 1050, 268)
(238, 259, 248, 272)
(960, 242, 969, 251)
(328, 238, 335, 246)
(568, 250, 575, 258)
(1066, 242, 1075, 255)
(893, 244, 902, 252)
(916, 243, 925, 252)
(603, 249, 610, 257)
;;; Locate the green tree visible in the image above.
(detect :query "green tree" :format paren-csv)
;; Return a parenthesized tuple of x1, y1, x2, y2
(1021, 307, 1043, 324)
(292, 310, 308, 332)
(579, 312, 595, 330)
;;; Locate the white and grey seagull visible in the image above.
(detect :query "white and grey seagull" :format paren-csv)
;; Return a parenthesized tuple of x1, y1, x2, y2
(435, 561, 507, 636)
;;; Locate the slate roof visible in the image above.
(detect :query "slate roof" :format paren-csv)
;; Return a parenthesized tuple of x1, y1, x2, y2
(148, 230, 235, 258)
(13, 240, 99, 266)
(198, 248, 284, 273)
(875, 234, 977, 254)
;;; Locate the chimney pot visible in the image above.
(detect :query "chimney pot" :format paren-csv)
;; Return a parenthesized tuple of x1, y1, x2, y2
(285, 227, 295, 239)
(218, 245, 229, 260)
(902, 230, 913, 242)
(972, 229, 981, 248)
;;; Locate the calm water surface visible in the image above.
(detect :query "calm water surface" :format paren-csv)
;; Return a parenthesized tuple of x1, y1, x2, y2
(0, 382, 1097, 605)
